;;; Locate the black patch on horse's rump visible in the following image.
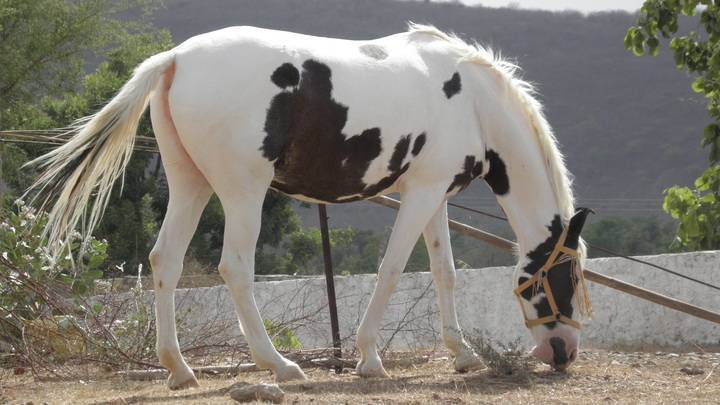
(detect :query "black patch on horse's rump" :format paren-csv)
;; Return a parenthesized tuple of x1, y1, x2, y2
(447, 155, 482, 193)
(517, 215, 576, 329)
(270, 63, 300, 89)
(263, 59, 415, 202)
(484, 149, 510, 196)
(442, 72, 462, 99)
(411, 133, 426, 156)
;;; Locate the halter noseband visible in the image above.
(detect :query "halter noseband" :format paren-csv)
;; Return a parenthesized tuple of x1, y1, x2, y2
(513, 226, 586, 330)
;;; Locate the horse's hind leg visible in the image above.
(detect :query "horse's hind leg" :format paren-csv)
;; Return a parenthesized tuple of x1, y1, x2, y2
(149, 91, 212, 389)
(422, 202, 482, 372)
(215, 175, 307, 382)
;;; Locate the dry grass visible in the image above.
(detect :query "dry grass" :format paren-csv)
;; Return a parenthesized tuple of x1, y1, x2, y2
(1, 349, 718, 404)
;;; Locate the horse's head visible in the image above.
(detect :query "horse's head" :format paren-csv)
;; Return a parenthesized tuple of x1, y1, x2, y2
(514, 207, 593, 371)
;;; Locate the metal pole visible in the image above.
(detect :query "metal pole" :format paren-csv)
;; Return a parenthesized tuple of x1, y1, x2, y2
(318, 204, 342, 373)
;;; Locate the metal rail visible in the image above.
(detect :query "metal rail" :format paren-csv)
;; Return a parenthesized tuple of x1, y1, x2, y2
(369, 195, 720, 326)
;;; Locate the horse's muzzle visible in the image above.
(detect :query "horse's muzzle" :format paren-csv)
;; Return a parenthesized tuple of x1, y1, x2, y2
(549, 337, 577, 371)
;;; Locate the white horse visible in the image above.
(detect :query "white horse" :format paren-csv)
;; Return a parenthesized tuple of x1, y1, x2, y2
(28, 24, 591, 389)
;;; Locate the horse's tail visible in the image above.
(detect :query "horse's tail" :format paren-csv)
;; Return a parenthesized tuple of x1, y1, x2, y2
(25, 51, 176, 256)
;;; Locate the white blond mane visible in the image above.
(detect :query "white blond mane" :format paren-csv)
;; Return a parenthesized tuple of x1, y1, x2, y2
(407, 23, 576, 223)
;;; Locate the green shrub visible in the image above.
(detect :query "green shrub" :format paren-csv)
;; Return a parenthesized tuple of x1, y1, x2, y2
(263, 319, 301, 350)
(0, 199, 108, 323)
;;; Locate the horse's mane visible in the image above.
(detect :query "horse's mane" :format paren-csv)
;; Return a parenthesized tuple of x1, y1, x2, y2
(407, 23, 576, 224)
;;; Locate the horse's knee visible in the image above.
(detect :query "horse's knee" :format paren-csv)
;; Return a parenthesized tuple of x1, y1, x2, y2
(218, 257, 253, 290)
(150, 247, 183, 290)
(149, 248, 160, 268)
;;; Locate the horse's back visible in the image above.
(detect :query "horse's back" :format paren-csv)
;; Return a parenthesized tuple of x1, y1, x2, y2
(165, 26, 482, 203)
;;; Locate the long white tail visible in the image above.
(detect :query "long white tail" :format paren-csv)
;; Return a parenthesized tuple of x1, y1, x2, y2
(25, 51, 175, 256)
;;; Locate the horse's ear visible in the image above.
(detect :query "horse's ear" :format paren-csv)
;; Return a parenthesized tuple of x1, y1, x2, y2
(565, 207, 594, 249)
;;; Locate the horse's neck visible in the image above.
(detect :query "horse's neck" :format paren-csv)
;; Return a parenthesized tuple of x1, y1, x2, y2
(487, 120, 564, 257)
(496, 153, 561, 256)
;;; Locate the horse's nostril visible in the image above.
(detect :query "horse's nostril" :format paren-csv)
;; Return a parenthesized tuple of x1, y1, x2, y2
(549, 337, 568, 365)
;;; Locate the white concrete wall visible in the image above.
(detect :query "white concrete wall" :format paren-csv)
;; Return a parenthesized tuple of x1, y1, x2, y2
(168, 251, 720, 351)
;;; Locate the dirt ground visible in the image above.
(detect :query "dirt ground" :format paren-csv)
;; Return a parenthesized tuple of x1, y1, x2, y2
(1, 349, 718, 404)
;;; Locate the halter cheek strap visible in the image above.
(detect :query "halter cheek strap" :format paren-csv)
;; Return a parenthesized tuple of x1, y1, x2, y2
(513, 226, 585, 330)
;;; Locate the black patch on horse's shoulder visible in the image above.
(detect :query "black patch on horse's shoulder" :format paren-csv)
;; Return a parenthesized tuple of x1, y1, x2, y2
(447, 155, 482, 193)
(363, 162, 410, 197)
(519, 215, 576, 329)
(442, 72, 462, 99)
(359, 44, 388, 60)
(411, 133, 426, 156)
(388, 135, 411, 172)
(362, 135, 415, 197)
(484, 149, 509, 196)
(270, 63, 300, 89)
(263, 59, 419, 202)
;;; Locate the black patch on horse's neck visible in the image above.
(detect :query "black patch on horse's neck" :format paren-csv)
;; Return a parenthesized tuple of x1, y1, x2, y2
(262, 60, 421, 203)
(443, 72, 462, 99)
(484, 149, 510, 196)
(270, 63, 300, 89)
(447, 155, 483, 193)
(517, 215, 576, 329)
(411, 133, 426, 156)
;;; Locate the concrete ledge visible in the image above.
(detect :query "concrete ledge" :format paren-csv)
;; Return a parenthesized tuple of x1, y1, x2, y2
(158, 251, 720, 350)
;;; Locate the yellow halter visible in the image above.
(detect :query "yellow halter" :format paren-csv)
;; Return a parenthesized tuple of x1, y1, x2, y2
(513, 226, 591, 330)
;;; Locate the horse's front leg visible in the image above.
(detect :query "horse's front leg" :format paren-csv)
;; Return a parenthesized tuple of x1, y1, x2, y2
(355, 184, 447, 377)
(422, 201, 482, 372)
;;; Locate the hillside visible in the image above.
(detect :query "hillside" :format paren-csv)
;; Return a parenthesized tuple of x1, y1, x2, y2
(148, 0, 707, 228)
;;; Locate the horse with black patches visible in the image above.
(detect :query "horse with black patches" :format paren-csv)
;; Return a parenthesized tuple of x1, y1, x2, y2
(26, 24, 591, 389)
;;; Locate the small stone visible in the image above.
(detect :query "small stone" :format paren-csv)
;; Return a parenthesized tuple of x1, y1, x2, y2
(229, 382, 285, 403)
(680, 367, 704, 376)
(668, 353, 679, 358)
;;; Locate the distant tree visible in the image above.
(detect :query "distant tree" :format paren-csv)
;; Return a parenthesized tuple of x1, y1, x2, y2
(0, 0, 163, 129)
(583, 216, 675, 258)
(626, 0, 720, 250)
(0, 1, 306, 274)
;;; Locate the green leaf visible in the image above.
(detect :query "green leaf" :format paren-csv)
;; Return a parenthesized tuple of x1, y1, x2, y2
(692, 77, 706, 92)
(647, 36, 660, 56)
(624, 29, 635, 50)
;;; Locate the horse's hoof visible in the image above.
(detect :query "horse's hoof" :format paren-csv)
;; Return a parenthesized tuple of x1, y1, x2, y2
(356, 360, 390, 378)
(168, 371, 199, 390)
(454, 352, 484, 373)
(275, 362, 307, 382)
